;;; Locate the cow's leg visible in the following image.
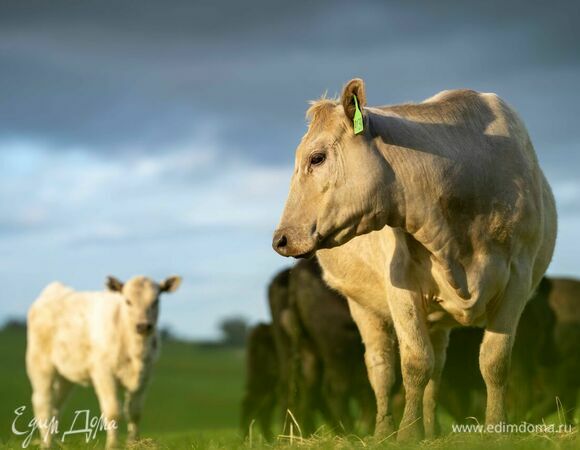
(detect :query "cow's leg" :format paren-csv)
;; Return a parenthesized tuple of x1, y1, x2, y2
(347, 299, 397, 438)
(92, 372, 120, 448)
(29, 367, 55, 448)
(240, 389, 259, 439)
(241, 388, 276, 441)
(322, 369, 353, 433)
(358, 380, 378, 435)
(386, 290, 433, 441)
(279, 309, 300, 426)
(124, 388, 146, 442)
(27, 336, 57, 449)
(554, 323, 580, 424)
(480, 280, 527, 425)
(295, 344, 320, 436)
(51, 374, 74, 419)
(258, 392, 277, 442)
(479, 329, 514, 425)
(423, 327, 450, 438)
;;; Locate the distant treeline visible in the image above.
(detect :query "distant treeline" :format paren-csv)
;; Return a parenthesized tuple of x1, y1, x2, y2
(0, 316, 251, 349)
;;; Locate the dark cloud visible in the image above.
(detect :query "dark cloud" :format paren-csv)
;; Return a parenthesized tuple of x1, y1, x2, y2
(0, 0, 578, 165)
(1, 0, 579, 338)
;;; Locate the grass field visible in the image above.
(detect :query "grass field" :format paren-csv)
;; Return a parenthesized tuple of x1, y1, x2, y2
(0, 326, 577, 449)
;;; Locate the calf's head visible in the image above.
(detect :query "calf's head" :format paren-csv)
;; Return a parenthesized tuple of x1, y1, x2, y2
(106, 275, 182, 336)
(273, 78, 392, 258)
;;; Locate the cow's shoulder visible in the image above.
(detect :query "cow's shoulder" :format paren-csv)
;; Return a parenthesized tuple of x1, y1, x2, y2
(40, 281, 74, 300)
(423, 88, 481, 104)
(29, 282, 75, 316)
(380, 89, 483, 122)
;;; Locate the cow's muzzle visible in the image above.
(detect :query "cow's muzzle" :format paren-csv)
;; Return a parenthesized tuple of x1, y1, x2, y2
(272, 227, 317, 258)
(136, 322, 154, 336)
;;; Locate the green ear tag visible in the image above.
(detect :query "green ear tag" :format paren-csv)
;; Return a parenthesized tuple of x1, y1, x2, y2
(353, 94, 364, 135)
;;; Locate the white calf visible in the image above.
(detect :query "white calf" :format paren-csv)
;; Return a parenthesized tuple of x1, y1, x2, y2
(26, 275, 181, 448)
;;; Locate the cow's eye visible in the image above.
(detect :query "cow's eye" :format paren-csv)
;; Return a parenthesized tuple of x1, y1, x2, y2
(309, 152, 326, 166)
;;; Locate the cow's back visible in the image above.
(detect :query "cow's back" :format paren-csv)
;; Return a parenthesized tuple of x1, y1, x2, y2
(27, 282, 76, 355)
(548, 278, 580, 323)
(338, 90, 555, 323)
(27, 284, 120, 385)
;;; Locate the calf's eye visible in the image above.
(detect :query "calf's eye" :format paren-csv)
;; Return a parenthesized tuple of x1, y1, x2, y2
(309, 152, 326, 166)
(125, 299, 132, 306)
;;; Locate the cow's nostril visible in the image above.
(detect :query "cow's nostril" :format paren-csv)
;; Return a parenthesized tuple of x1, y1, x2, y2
(276, 235, 288, 248)
(136, 323, 153, 334)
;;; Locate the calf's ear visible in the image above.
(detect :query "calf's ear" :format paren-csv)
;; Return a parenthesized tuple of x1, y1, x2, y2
(160, 276, 182, 293)
(106, 276, 124, 292)
(341, 78, 366, 121)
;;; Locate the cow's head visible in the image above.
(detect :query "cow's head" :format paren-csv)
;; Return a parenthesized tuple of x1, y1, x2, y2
(106, 275, 181, 336)
(273, 78, 393, 258)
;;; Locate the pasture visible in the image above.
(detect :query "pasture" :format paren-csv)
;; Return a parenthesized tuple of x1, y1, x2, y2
(0, 325, 577, 449)
(1, 2, 579, 450)
(0, 325, 245, 448)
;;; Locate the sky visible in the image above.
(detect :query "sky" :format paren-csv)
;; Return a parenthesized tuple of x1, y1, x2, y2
(1, 0, 579, 339)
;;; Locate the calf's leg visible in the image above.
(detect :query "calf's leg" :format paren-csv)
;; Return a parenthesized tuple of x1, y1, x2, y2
(92, 372, 120, 448)
(29, 368, 55, 448)
(347, 299, 397, 438)
(124, 388, 146, 442)
(26, 336, 57, 448)
(51, 374, 74, 419)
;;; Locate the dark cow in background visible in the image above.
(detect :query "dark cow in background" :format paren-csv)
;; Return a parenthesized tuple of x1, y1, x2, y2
(266, 268, 294, 420)
(441, 277, 580, 424)
(241, 258, 377, 439)
(241, 266, 324, 440)
(287, 258, 376, 435)
(548, 278, 580, 423)
(242, 271, 579, 439)
(240, 323, 278, 441)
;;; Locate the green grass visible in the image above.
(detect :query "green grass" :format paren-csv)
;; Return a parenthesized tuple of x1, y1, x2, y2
(0, 327, 577, 449)
(0, 327, 246, 448)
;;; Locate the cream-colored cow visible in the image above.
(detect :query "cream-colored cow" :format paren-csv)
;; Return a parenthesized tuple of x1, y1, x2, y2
(26, 275, 181, 448)
(273, 78, 557, 440)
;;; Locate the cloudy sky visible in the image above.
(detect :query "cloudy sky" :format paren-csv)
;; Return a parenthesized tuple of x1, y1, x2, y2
(1, 0, 579, 339)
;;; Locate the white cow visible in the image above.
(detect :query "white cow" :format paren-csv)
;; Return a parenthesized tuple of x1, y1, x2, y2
(273, 78, 557, 439)
(26, 275, 181, 448)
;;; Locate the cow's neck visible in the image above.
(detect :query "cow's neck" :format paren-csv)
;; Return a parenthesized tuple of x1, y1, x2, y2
(370, 113, 473, 300)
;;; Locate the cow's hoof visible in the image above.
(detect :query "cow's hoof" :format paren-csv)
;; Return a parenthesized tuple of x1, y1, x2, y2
(373, 414, 395, 441)
(396, 421, 424, 442)
(105, 440, 120, 450)
(424, 419, 441, 439)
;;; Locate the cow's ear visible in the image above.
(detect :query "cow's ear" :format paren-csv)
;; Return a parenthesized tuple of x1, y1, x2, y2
(341, 78, 366, 121)
(106, 276, 124, 292)
(160, 276, 182, 293)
